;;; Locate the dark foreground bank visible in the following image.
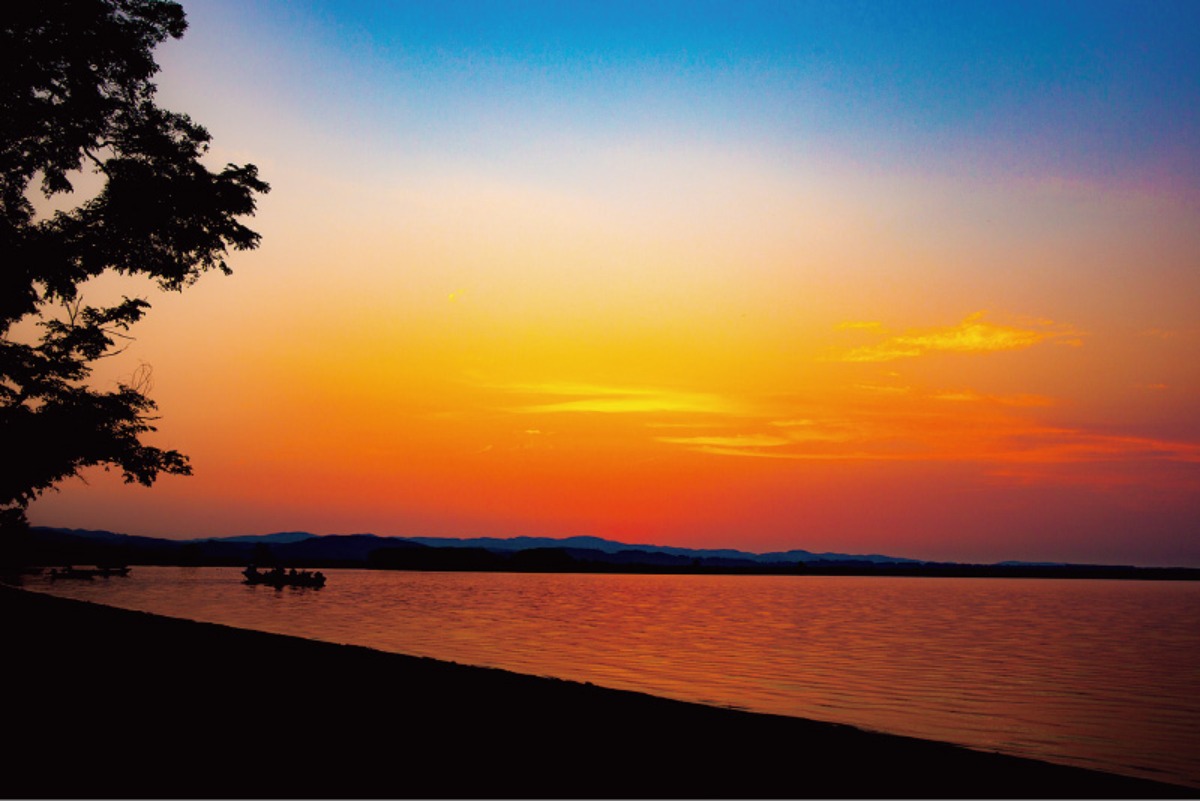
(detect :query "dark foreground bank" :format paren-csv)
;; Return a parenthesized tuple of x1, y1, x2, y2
(2, 586, 1192, 799)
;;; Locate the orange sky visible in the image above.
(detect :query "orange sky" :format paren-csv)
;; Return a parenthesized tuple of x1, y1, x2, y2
(27, 1, 1200, 565)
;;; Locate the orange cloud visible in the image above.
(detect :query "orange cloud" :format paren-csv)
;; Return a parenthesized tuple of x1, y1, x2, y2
(990, 429, 1200, 466)
(831, 312, 1083, 363)
(929, 390, 1055, 407)
(490, 380, 743, 416)
(655, 434, 792, 449)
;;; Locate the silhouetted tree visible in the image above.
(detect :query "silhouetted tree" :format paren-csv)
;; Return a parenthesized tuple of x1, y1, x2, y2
(1, 1, 268, 535)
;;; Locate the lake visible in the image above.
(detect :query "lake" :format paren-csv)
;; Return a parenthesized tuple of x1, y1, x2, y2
(18, 567, 1200, 789)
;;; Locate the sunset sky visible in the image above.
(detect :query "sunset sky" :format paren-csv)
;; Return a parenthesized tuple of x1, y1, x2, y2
(28, 0, 1200, 565)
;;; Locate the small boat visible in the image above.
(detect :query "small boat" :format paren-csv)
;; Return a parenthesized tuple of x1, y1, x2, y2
(47, 566, 96, 581)
(47, 565, 131, 580)
(243, 566, 326, 589)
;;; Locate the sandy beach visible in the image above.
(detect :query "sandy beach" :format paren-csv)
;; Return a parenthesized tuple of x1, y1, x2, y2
(2, 584, 1192, 799)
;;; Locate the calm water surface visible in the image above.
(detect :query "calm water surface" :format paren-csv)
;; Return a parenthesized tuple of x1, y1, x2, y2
(20, 568, 1200, 788)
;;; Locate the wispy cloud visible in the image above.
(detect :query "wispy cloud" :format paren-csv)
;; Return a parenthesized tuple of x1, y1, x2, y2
(655, 434, 792, 449)
(657, 416, 868, 459)
(929, 390, 1055, 407)
(674, 423, 1200, 471)
(485, 380, 742, 416)
(989, 429, 1200, 466)
(645, 389, 1200, 480)
(1139, 328, 1179, 340)
(473, 375, 1199, 489)
(853, 383, 912, 395)
(830, 312, 1083, 363)
(519, 396, 728, 414)
(686, 446, 888, 461)
(767, 418, 858, 442)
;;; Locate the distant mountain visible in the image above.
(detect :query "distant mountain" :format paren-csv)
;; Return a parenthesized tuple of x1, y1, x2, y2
(277, 534, 410, 563)
(758, 549, 922, 565)
(406, 534, 634, 553)
(401, 534, 921, 565)
(32, 527, 167, 547)
(22, 527, 1196, 579)
(211, 532, 317, 545)
(24, 527, 923, 569)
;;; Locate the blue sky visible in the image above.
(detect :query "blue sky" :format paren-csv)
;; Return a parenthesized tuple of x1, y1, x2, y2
(165, 0, 1200, 189)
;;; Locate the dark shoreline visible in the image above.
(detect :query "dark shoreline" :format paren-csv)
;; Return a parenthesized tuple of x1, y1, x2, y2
(20, 525, 1200, 580)
(3, 585, 1193, 799)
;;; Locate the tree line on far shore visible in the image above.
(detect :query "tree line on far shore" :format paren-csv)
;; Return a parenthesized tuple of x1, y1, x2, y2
(7, 526, 1198, 581)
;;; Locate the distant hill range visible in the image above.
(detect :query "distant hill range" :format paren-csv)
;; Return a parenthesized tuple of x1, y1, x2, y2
(9, 527, 1199, 580)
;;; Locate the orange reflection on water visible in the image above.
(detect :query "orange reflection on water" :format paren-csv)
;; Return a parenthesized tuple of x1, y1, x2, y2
(24, 569, 1200, 789)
